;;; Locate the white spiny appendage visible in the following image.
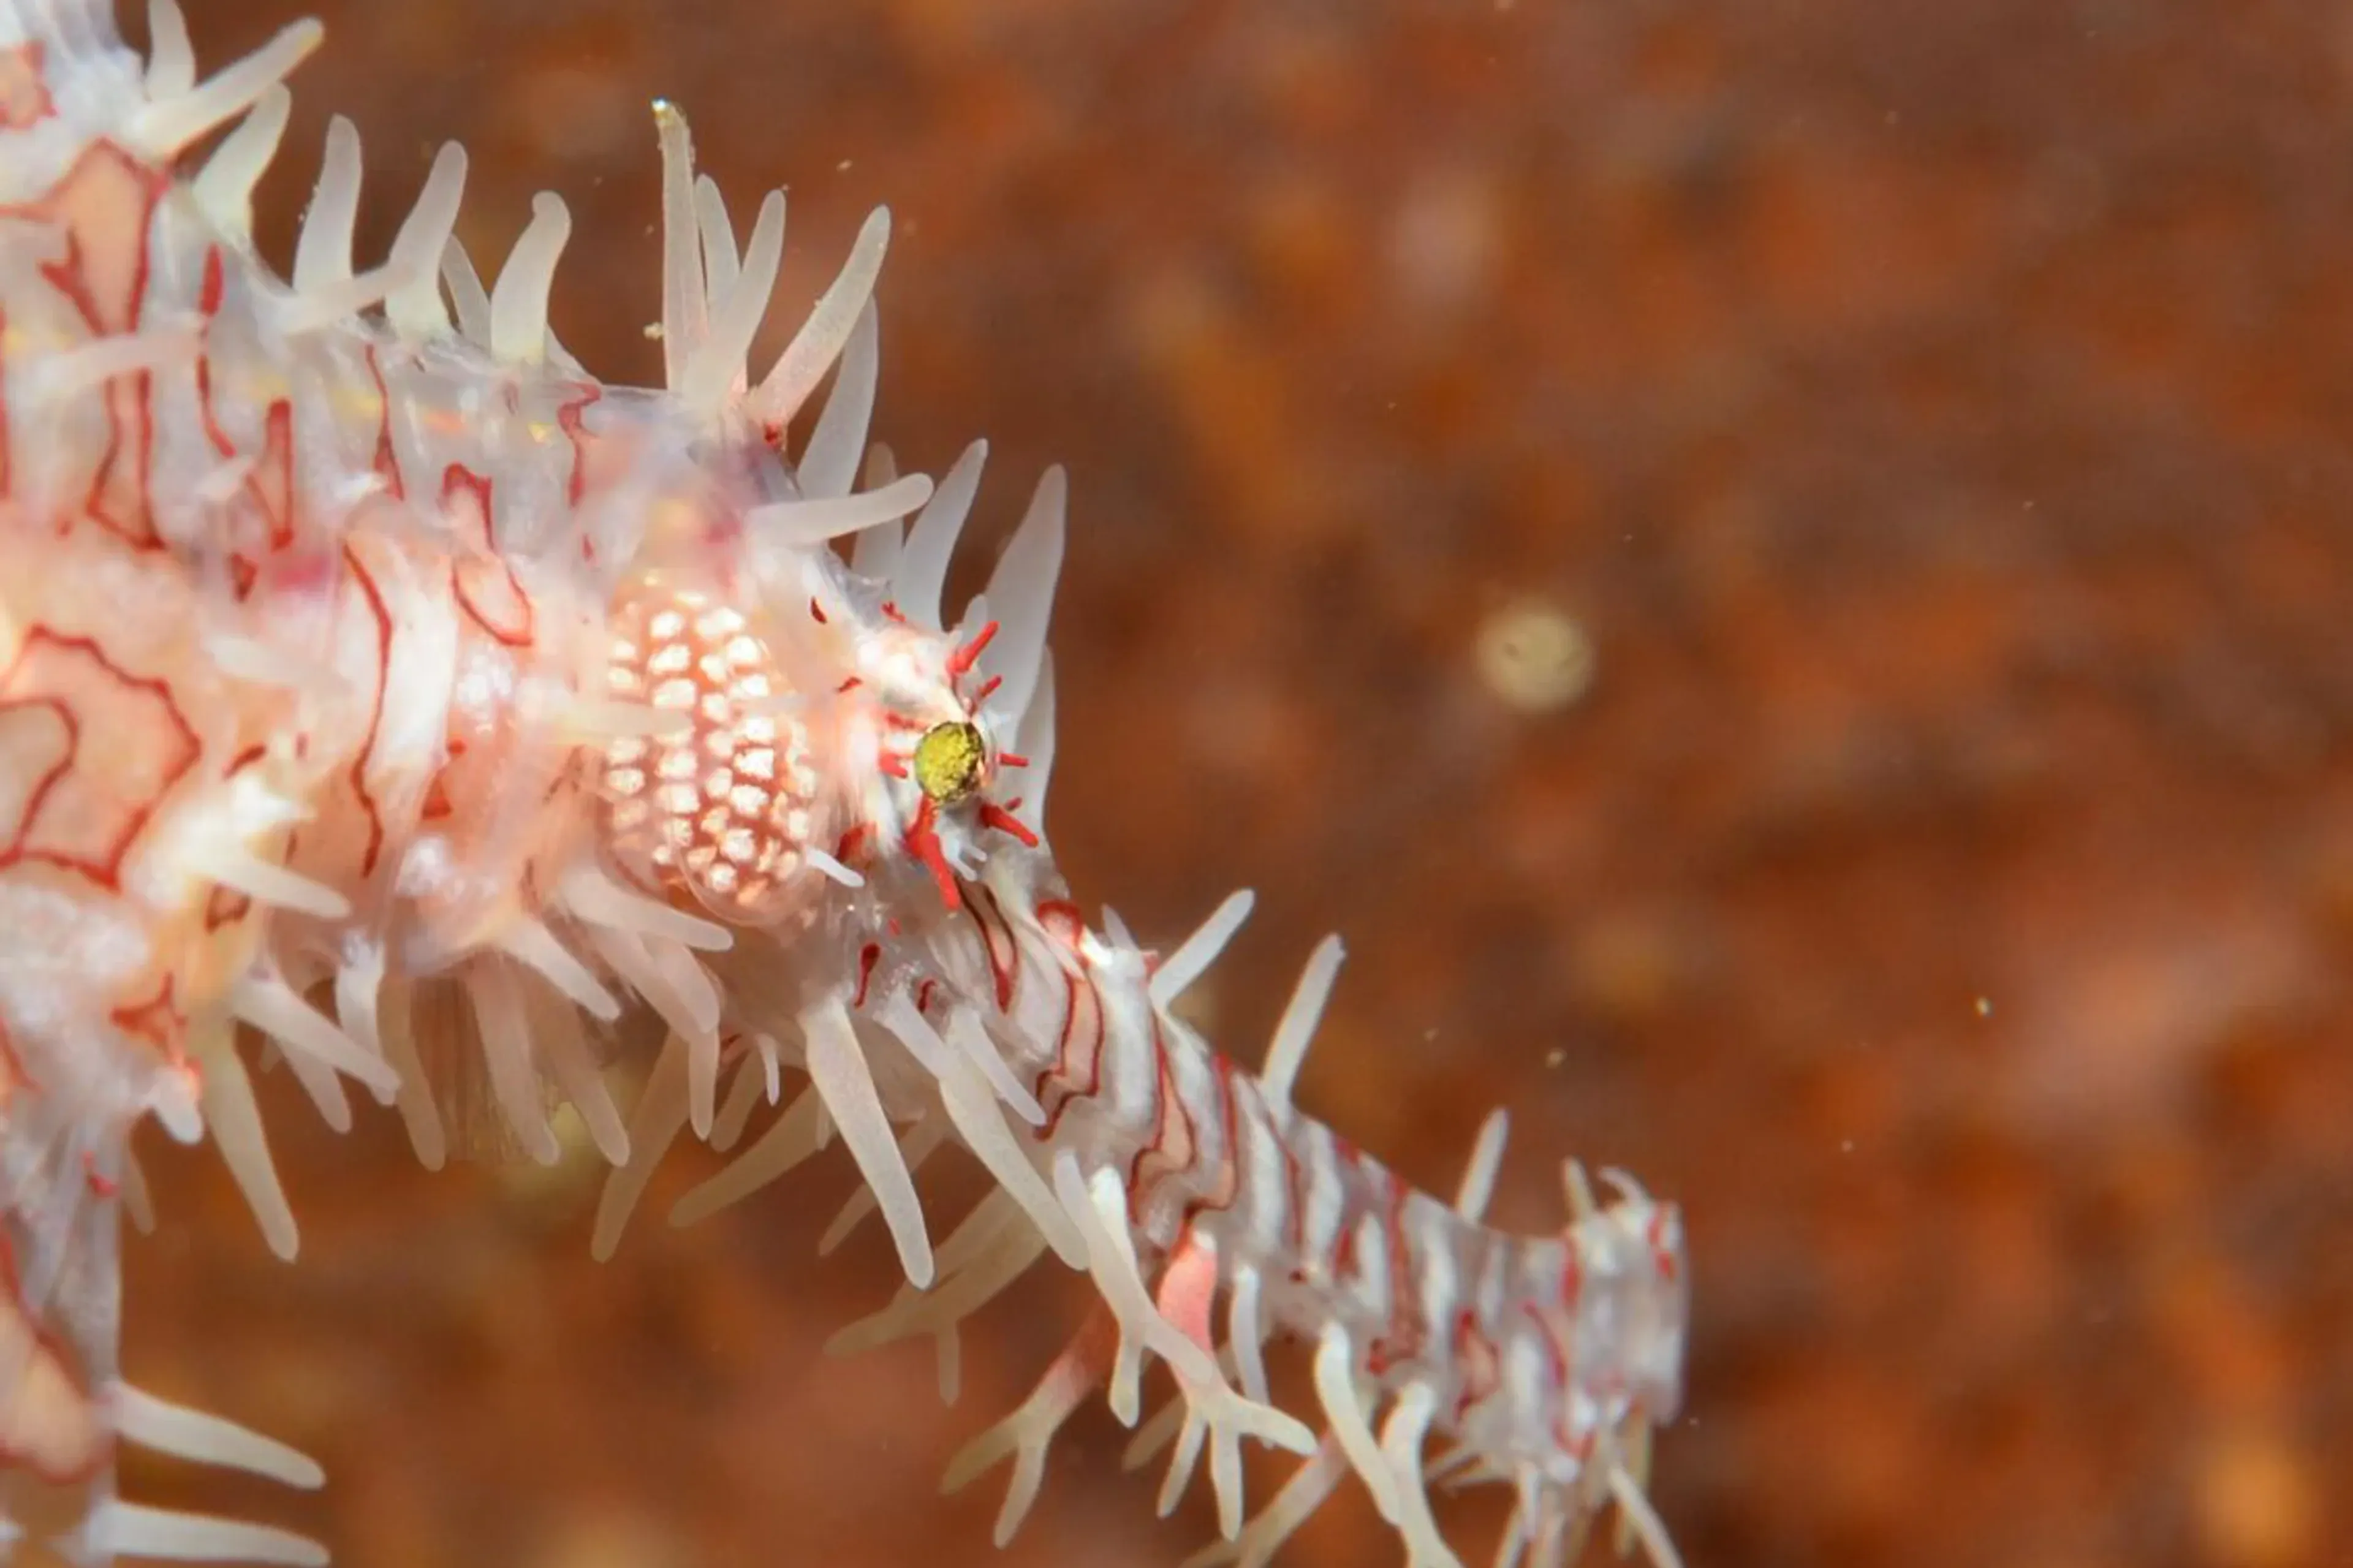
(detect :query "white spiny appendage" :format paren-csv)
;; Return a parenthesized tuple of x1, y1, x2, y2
(1259, 933, 1344, 1108)
(373, 983, 450, 1172)
(709, 1035, 786, 1153)
(385, 143, 471, 339)
(228, 975, 397, 1098)
(464, 962, 561, 1164)
(799, 303, 880, 502)
(940, 1313, 1109, 1548)
(176, 838, 349, 922)
(893, 439, 989, 629)
(681, 187, 785, 414)
(555, 865, 731, 952)
(532, 1000, 631, 1165)
(194, 1048, 298, 1258)
(485, 192, 572, 363)
(438, 235, 494, 344)
(655, 99, 705, 392)
(1455, 1108, 1511, 1220)
(1010, 654, 1059, 832)
(1228, 1265, 1273, 1405)
(942, 1006, 1047, 1126)
(1376, 1383, 1460, 1568)
(802, 998, 934, 1286)
(1312, 1322, 1406, 1525)
(971, 464, 1067, 725)
(265, 1021, 353, 1134)
(851, 444, 906, 578)
(77, 1499, 327, 1568)
(1179, 1439, 1349, 1568)
(20, 328, 200, 403)
(748, 206, 893, 434)
(491, 917, 621, 1023)
(592, 1033, 696, 1261)
(577, 924, 722, 1133)
(817, 1112, 948, 1255)
(188, 81, 290, 243)
(826, 1187, 1052, 1395)
(1151, 889, 1256, 1009)
(665, 1081, 834, 1230)
(873, 998, 1081, 1263)
(743, 471, 939, 549)
(1118, 1339, 1256, 1537)
(117, 1153, 155, 1233)
(141, 0, 191, 97)
(110, 1384, 322, 1490)
(290, 114, 359, 295)
(127, 15, 318, 156)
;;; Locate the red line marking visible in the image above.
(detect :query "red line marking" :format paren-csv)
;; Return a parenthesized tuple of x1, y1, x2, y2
(555, 384, 599, 507)
(226, 400, 297, 597)
(1180, 1054, 1245, 1232)
(1275, 1104, 1308, 1277)
(1647, 1209, 1679, 1284)
(0, 629, 199, 889)
(1363, 1168, 1423, 1376)
(1449, 1311, 1501, 1426)
(1330, 1183, 1359, 1284)
(0, 1021, 29, 1108)
(341, 543, 392, 876)
(1033, 901, 1106, 1137)
(1126, 1014, 1196, 1224)
(107, 972, 184, 1066)
(442, 463, 535, 646)
(961, 884, 1020, 1009)
(80, 362, 157, 549)
(362, 344, 405, 499)
(1, 141, 164, 338)
(0, 143, 167, 550)
(194, 248, 237, 460)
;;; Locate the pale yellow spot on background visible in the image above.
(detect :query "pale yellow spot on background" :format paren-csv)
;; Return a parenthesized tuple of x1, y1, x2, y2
(1476, 599, 1595, 714)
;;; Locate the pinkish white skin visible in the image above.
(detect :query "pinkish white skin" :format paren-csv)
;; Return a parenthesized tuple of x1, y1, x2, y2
(0, 2, 1688, 1566)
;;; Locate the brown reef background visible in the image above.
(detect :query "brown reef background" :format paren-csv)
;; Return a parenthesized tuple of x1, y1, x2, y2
(118, 2, 2353, 1566)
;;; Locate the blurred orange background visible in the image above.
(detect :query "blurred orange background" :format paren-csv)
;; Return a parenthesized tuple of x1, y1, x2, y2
(117, 2, 2353, 1566)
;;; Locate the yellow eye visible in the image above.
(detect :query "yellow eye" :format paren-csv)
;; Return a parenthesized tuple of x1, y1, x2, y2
(912, 720, 987, 805)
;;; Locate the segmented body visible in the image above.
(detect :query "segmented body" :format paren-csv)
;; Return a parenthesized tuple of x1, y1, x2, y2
(0, 4, 1688, 1565)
